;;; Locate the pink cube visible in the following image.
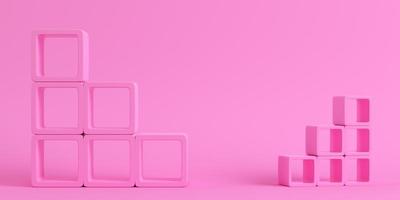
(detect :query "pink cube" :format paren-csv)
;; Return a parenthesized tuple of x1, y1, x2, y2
(32, 30, 89, 82)
(32, 82, 85, 135)
(344, 156, 370, 185)
(278, 155, 316, 187)
(344, 127, 370, 156)
(31, 135, 84, 187)
(135, 133, 188, 187)
(83, 135, 135, 187)
(333, 96, 370, 126)
(306, 126, 344, 156)
(316, 156, 344, 186)
(84, 82, 138, 135)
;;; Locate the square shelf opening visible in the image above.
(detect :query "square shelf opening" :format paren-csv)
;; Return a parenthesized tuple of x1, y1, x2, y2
(42, 140, 79, 181)
(345, 157, 370, 184)
(32, 30, 88, 81)
(142, 140, 183, 180)
(43, 88, 78, 128)
(85, 83, 138, 135)
(32, 135, 83, 187)
(333, 96, 370, 126)
(92, 88, 130, 128)
(41, 36, 79, 77)
(306, 126, 343, 156)
(32, 83, 84, 135)
(91, 140, 131, 180)
(84, 135, 135, 187)
(136, 134, 188, 187)
(319, 128, 342, 154)
(346, 98, 370, 123)
(345, 128, 370, 155)
(290, 159, 315, 184)
(317, 158, 343, 185)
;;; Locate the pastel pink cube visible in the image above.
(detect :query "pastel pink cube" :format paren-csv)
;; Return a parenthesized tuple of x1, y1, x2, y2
(32, 30, 89, 82)
(306, 126, 344, 156)
(344, 127, 370, 156)
(83, 135, 135, 187)
(333, 96, 370, 126)
(278, 155, 316, 187)
(344, 156, 370, 185)
(316, 156, 344, 186)
(32, 82, 85, 135)
(135, 133, 188, 187)
(84, 82, 138, 135)
(31, 135, 84, 187)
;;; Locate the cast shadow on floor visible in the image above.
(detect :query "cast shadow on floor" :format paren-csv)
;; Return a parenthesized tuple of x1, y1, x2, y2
(230, 170, 280, 187)
(0, 167, 31, 187)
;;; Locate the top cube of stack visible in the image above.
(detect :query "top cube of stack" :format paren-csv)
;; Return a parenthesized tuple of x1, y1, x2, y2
(32, 30, 89, 82)
(333, 96, 370, 126)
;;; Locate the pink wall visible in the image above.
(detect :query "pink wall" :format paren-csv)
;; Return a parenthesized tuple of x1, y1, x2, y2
(1, 0, 400, 197)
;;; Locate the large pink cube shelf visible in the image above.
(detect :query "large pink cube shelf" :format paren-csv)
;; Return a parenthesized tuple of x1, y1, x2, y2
(333, 96, 370, 126)
(306, 126, 343, 156)
(344, 156, 370, 185)
(316, 156, 344, 186)
(32, 30, 89, 82)
(31, 82, 85, 135)
(135, 133, 188, 187)
(84, 83, 138, 135)
(31, 135, 84, 187)
(344, 127, 370, 156)
(278, 155, 316, 187)
(83, 135, 135, 187)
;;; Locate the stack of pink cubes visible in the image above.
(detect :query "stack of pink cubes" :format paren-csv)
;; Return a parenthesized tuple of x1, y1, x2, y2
(278, 96, 370, 186)
(31, 30, 188, 188)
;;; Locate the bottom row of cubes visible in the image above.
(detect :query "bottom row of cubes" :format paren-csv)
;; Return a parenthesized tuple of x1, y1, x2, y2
(278, 155, 369, 187)
(31, 133, 188, 187)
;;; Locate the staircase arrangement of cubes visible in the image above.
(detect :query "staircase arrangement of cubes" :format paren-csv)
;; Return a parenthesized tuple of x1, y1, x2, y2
(278, 96, 370, 186)
(31, 30, 188, 188)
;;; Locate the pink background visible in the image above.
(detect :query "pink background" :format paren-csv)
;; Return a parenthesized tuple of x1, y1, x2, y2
(1, 0, 400, 199)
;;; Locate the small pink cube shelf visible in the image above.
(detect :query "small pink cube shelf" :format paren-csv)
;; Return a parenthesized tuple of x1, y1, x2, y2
(344, 156, 370, 185)
(32, 30, 89, 82)
(344, 127, 370, 156)
(83, 135, 135, 187)
(306, 126, 344, 156)
(31, 82, 85, 135)
(278, 155, 316, 187)
(135, 133, 188, 187)
(31, 135, 84, 187)
(333, 96, 370, 126)
(316, 156, 344, 186)
(84, 83, 138, 135)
